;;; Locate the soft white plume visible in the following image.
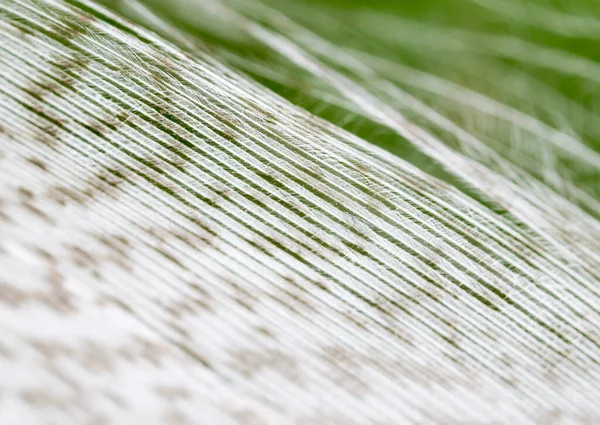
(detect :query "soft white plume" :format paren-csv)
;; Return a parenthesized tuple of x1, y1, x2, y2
(1, 0, 599, 424)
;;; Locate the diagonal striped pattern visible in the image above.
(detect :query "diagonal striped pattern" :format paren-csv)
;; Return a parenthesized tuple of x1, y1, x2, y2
(1, 0, 599, 424)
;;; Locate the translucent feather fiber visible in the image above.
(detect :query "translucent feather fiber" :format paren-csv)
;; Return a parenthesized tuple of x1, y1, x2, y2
(1, 0, 599, 423)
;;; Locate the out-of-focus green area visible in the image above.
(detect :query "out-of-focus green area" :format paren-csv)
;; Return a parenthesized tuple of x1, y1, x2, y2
(93, 0, 600, 211)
